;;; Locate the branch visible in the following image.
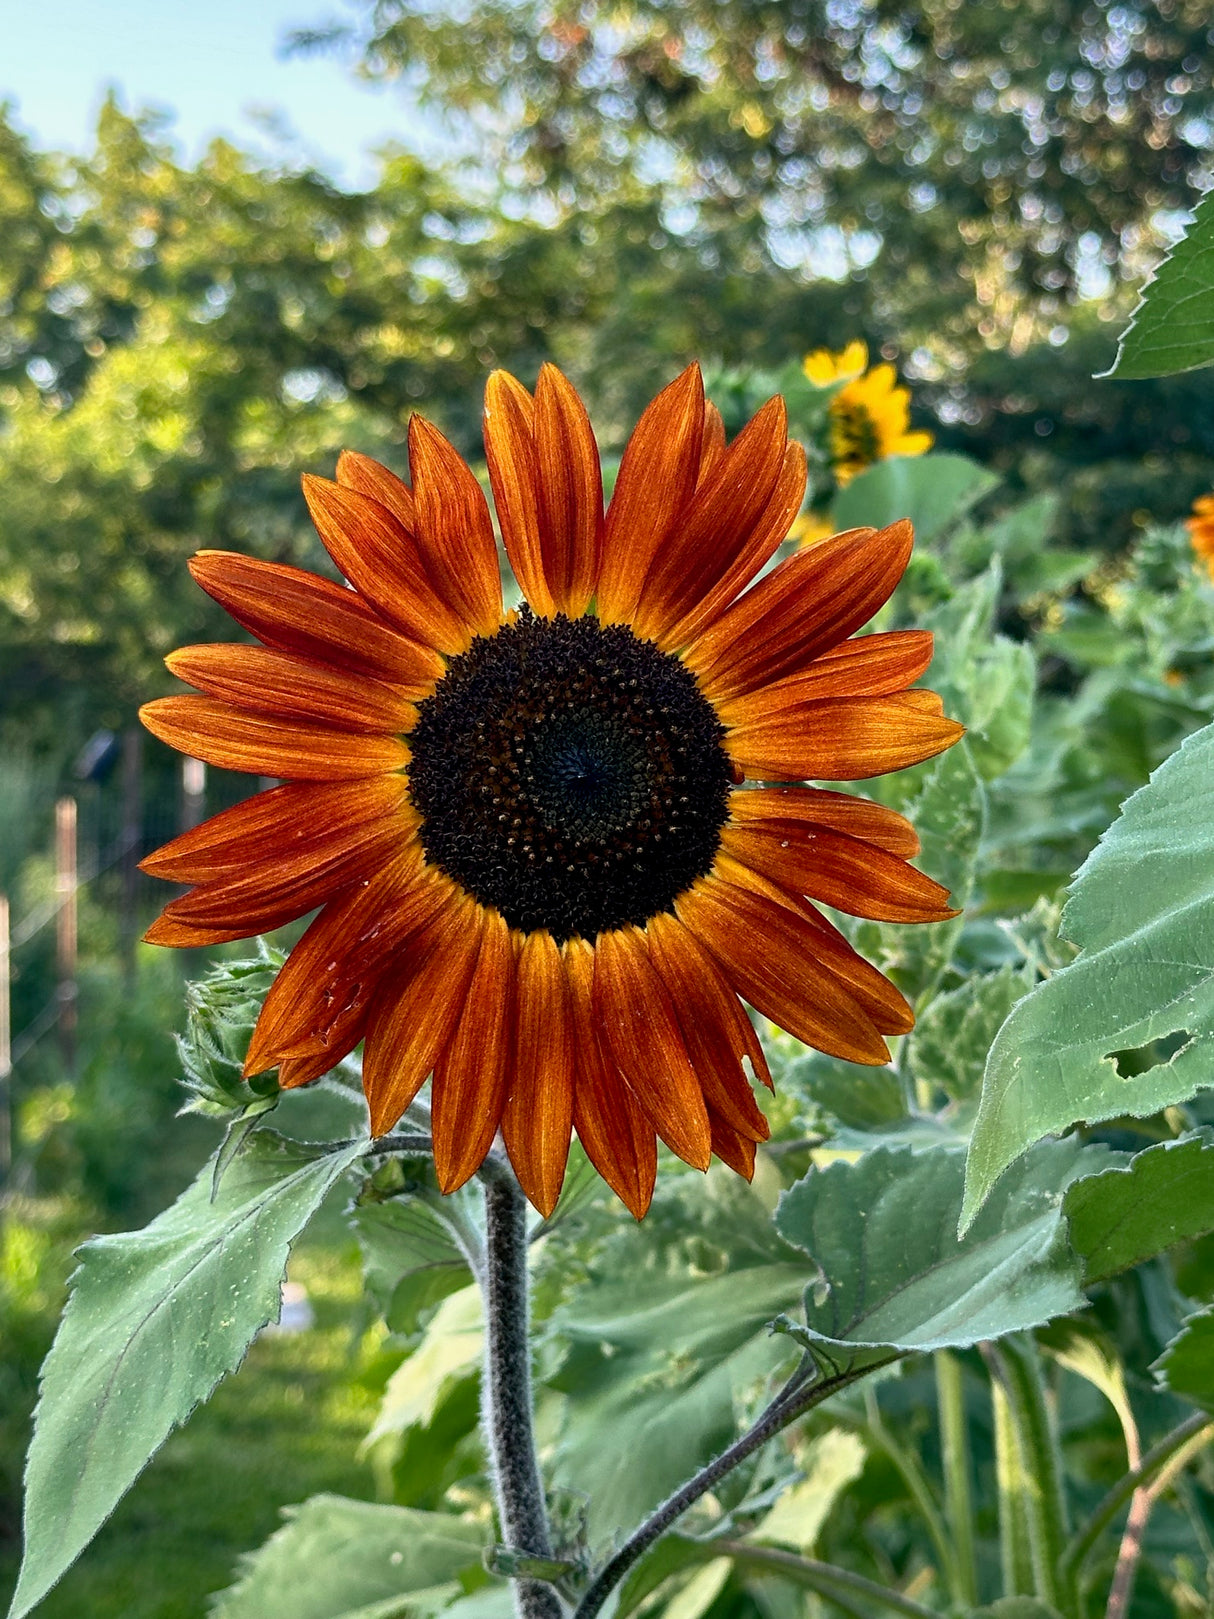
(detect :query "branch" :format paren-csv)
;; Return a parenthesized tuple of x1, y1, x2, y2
(571, 1352, 902, 1619)
(714, 1540, 941, 1619)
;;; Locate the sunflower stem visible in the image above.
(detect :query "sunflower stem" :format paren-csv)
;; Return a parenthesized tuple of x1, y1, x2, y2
(480, 1165, 564, 1619)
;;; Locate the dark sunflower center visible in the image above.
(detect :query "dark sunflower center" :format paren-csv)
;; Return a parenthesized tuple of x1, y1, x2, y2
(407, 608, 732, 941)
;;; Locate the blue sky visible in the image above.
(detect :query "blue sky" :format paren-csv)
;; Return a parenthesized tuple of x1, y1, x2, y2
(0, 0, 434, 186)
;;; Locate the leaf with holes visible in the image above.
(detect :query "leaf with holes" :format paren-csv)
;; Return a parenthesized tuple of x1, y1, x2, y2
(6, 1132, 364, 1619)
(963, 719, 1214, 1231)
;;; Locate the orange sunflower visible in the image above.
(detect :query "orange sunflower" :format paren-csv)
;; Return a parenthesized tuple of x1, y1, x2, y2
(140, 364, 962, 1218)
(1186, 493, 1214, 582)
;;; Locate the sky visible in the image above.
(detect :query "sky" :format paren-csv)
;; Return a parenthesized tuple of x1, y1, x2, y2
(0, 0, 435, 187)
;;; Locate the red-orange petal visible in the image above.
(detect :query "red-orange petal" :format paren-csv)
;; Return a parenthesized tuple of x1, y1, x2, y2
(632, 396, 789, 645)
(708, 1113, 758, 1179)
(725, 691, 964, 781)
(140, 778, 412, 882)
(685, 521, 913, 702)
(143, 916, 253, 948)
(503, 930, 575, 1217)
(597, 364, 705, 624)
(659, 440, 808, 651)
(721, 820, 957, 924)
(430, 911, 516, 1192)
(717, 630, 934, 726)
(408, 415, 503, 639)
(188, 551, 443, 694)
(697, 403, 727, 486)
(336, 449, 418, 533)
(361, 890, 484, 1136)
(676, 871, 898, 1065)
(165, 644, 417, 734)
(242, 846, 443, 1073)
(566, 938, 657, 1219)
(533, 363, 603, 616)
(484, 371, 553, 616)
(728, 785, 921, 859)
(645, 912, 771, 1139)
(140, 696, 409, 780)
(301, 474, 468, 654)
(592, 925, 712, 1170)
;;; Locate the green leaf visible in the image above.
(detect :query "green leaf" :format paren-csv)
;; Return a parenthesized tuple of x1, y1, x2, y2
(832, 452, 998, 543)
(547, 1263, 806, 1543)
(1103, 191, 1214, 379)
(970, 1602, 1065, 1619)
(353, 1195, 471, 1336)
(209, 1494, 488, 1619)
(7, 1132, 364, 1619)
(1063, 1131, 1214, 1283)
(364, 1286, 483, 1450)
(963, 719, 1214, 1231)
(1152, 1306, 1214, 1411)
(753, 1430, 867, 1553)
(786, 1052, 905, 1130)
(773, 1141, 1092, 1371)
(907, 967, 1030, 1103)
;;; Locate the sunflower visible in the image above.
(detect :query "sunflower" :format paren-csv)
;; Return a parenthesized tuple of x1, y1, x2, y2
(803, 341, 934, 486)
(140, 364, 962, 1218)
(1186, 493, 1214, 582)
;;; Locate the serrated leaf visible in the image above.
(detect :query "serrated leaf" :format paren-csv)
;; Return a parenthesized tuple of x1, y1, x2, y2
(786, 1052, 905, 1129)
(963, 719, 1214, 1230)
(832, 452, 998, 542)
(1063, 1131, 1214, 1283)
(8, 1133, 365, 1619)
(908, 967, 1030, 1103)
(209, 1494, 487, 1619)
(773, 1141, 1093, 1372)
(1152, 1305, 1214, 1411)
(1103, 191, 1214, 379)
(353, 1195, 471, 1336)
(547, 1264, 805, 1544)
(923, 567, 1035, 781)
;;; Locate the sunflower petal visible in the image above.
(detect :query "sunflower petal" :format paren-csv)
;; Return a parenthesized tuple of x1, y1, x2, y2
(708, 1114, 758, 1179)
(188, 551, 443, 693)
(725, 691, 964, 781)
(484, 370, 553, 615)
(728, 785, 920, 859)
(597, 364, 705, 624)
(408, 415, 503, 638)
(717, 630, 934, 726)
(533, 363, 603, 616)
(697, 403, 727, 485)
(503, 929, 574, 1217)
(165, 644, 417, 733)
(302, 474, 467, 653)
(686, 520, 914, 702)
(566, 939, 657, 1219)
(141, 696, 408, 780)
(632, 395, 788, 644)
(722, 819, 958, 924)
(592, 926, 712, 1170)
(431, 911, 516, 1192)
(336, 449, 417, 532)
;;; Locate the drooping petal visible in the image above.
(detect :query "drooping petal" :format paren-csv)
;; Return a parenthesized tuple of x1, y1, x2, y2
(430, 910, 516, 1192)
(685, 521, 914, 702)
(188, 551, 443, 693)
(725, 691, 964, 781)
(592, 925, 711, 1170)
(141, 696, 408, 780)
(408, 415, 503, 638)
(645, 912, 771, 1139)
(484, 371, 551, 615)
(708, 1114, 758, 1179)
(503, 929, 574, 1217)
(676, 869, 900, 1065)
(721, 819, 958, 924)
(597, 363, 705, 624)
(716, 630, 934, 726)
(728, 784, 920, 859)
(631, 396, 788, 645)
(302, 474, 468, 653)
(533, 363, 603, 616)
(360, 891, 484, 1136)
(336, 449, 417, 532)
(656, 441, 808, 650)
(165, 644, 417, 734)
(565, 939, 657, 1219)
(140, 778, 412, 881)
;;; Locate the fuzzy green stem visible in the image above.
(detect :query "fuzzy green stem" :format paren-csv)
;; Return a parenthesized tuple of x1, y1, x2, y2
(988, 1338, 1067, 1609)
(935, 1351, 979, 1609)
(861, 1387, 959, 1600)
(990, 1367, 1034, 1598)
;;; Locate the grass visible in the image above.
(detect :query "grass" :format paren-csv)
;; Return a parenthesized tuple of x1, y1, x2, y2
(0, 1201, 389, 1618)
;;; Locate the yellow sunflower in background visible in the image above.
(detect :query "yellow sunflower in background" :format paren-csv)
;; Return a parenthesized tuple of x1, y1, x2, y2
(140, 363, 962, 1219)
(1186, 493, 1214, 582)
(804, 340, 934, 486)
